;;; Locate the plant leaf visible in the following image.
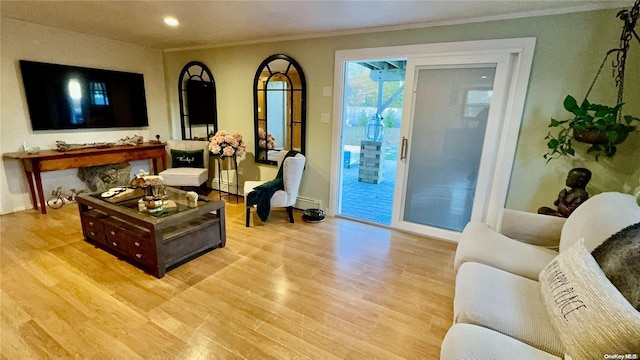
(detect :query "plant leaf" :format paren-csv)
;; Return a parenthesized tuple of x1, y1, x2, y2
(605, 130, 618, 142)
(549, 118, 568, 127)
(593, 122, 607, 131)
(563, 95, 579, 113)
(623, 115, 640, 125)
(612, 103, 624, 113)
(587, 144, 601, 153)
(606, 145, 617, 157)
(593, 104, 611, 117)
(604, 114, 616, 125)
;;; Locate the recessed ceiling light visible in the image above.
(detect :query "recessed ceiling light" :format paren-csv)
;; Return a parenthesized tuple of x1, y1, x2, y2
(164, 17, 179, 27)
(481, 75, 488, 79)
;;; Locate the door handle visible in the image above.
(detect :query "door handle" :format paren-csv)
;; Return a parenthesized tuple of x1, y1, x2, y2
(400, 136, 408, 160)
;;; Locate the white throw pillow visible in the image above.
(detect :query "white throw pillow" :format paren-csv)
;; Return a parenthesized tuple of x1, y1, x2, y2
(539, 239, 640, 359)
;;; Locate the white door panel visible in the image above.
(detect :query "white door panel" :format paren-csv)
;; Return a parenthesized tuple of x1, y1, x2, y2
(392, 54, 511, 241)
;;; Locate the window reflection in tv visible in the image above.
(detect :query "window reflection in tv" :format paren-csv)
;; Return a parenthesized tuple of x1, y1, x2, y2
(19, 60, 149, 131)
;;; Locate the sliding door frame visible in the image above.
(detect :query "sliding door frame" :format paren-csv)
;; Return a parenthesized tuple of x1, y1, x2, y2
(329, 38, 536, 239)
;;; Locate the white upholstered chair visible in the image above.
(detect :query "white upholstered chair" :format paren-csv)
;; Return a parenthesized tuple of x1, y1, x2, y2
(158, 140, 210, 190)
(244, 150, 306, 227)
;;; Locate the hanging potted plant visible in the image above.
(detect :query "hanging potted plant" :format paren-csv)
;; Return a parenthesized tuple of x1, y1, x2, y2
(544, 0, 640, 162)
(544, 96, 639, 162)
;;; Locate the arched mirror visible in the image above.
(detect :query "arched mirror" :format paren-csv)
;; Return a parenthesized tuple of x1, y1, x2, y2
(253, 54, 306, 165)
(179, 61, 217, 140)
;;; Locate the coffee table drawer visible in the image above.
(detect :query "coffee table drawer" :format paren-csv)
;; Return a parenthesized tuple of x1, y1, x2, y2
(103, 218, 156, 267)
(128, 239, 156, 267)
(81, 210, 108, 244)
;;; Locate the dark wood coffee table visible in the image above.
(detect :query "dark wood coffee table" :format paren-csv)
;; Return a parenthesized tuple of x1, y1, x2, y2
(76, 187, 225, 278)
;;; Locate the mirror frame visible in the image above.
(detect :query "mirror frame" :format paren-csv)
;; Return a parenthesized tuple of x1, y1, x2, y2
(178, 61, 217, 140)
(253, 54, 307, 165)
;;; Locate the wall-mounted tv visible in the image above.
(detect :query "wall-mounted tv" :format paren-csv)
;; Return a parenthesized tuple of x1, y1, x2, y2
(19, 60, 149, 131)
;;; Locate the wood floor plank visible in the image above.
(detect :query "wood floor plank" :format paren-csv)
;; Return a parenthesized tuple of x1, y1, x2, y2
(1, 193, 457, 358)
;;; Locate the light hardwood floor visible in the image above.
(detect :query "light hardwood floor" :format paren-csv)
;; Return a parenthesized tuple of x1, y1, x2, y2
(1, 194, 457, 359)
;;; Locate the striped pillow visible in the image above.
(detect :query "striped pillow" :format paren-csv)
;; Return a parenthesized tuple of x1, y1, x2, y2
(539, 239, 640, 359)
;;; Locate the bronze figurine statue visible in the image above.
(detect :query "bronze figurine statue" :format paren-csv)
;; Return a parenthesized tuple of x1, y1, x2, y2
(538, 168, 592, 218)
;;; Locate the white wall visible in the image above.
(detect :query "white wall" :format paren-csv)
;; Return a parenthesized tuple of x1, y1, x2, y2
(1, 18, 170, 214)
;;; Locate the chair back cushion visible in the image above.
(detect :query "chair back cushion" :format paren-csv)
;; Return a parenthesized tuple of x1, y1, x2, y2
(282, 153, 306, 206)
(166, 140, 209, 169)
(559, 192, 640, 253)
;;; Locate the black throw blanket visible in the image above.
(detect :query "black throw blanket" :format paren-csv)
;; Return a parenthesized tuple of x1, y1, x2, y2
(247, 150, 300, 222)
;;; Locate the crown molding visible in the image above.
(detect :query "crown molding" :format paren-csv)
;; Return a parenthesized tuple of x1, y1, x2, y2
(164, 2, 630, 52)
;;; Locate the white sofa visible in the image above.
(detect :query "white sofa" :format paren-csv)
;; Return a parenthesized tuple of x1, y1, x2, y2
(441, 192, 640, 359)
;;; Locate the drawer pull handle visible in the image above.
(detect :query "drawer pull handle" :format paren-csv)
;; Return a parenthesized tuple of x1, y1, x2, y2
(135, 254, 142, 258)
(112, 242, 118, 247)
(134, 242, 140, 246)
(110, 231, 116, 236)
(89, 221, 94, 226)
(90, 232, 95, 236)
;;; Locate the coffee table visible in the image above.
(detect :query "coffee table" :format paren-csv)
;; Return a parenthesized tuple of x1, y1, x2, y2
(76, 187, 226, 278)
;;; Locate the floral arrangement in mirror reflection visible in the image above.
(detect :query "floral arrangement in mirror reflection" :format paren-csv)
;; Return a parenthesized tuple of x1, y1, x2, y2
(209, 130, 246, 158)
(258, 128, 277, 149)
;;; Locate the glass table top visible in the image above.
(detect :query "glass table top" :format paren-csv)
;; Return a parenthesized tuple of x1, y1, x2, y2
(91, 186, 210, 219)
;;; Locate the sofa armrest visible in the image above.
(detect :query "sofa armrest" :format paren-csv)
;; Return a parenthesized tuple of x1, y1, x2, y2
(454, 222, 558, 280)
(499, 209, 565, 249)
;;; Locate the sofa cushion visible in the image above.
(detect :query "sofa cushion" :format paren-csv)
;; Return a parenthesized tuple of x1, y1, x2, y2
(159, 167, 208, 187)
(559, 192, 640, 253)
(539, 238, 640, 359)
(454, 222, 558, 280)
(454, 262, 563, 356)
(441, 323, 561, 360)
(591, 222, 640, 310)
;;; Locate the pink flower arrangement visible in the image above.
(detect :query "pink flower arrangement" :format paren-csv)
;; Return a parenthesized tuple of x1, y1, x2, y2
(209, 130, 246, 158)
(258, 128, 277, 150)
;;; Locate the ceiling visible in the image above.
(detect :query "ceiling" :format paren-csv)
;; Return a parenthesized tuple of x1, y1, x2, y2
(0, 1, 633, 51)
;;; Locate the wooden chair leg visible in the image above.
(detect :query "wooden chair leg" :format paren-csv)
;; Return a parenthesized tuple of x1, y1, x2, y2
(246, 207, 251, 227)
(286, 206, 294, 223)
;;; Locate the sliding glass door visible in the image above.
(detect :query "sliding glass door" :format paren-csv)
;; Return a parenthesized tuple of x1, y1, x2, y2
(392, 53, 512, 241)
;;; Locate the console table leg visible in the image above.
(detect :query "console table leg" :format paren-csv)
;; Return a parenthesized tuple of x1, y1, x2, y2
(33, 169, 47, 214)
(152, 156, 165, 175)
(24, 169, 39, 212)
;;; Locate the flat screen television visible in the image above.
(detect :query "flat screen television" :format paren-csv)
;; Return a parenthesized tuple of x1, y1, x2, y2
(19, 60, 149, 131)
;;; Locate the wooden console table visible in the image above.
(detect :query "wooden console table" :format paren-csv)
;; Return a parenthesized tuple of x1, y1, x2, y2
(3, 143, 166, 214)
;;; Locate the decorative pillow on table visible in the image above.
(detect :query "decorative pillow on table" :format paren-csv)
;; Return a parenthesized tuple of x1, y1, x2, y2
(539, 238, 640, 359)
(170, 149, 204, 168)
(592, 222, 640, 311)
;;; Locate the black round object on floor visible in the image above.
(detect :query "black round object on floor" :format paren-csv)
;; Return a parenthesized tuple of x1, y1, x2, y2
(303, 208, 325, 223)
